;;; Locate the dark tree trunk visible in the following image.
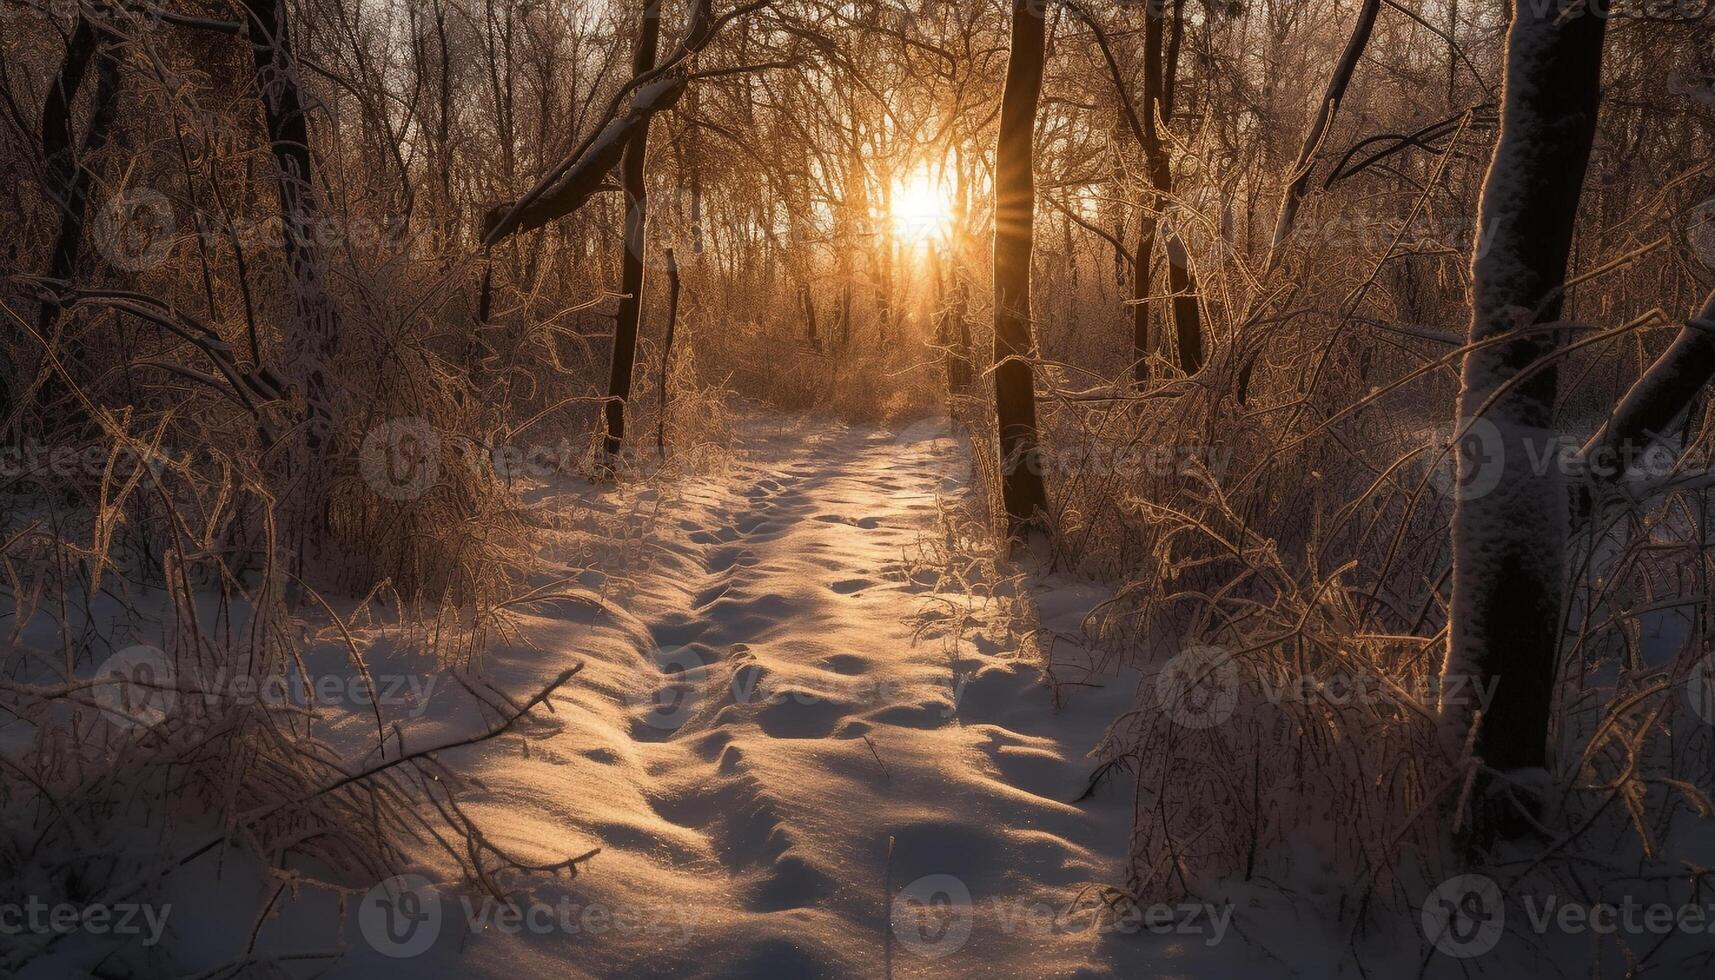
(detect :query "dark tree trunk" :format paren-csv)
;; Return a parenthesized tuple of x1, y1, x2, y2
(17, 16, 120, 426)
(1266, 0, 1382, 267)
(992, 0, 1050, 537)
(1131, 0, 1201, 381)
(800, 282, 820, 349)
(931, 244, 970, 394)
(1165, 228, 1202, 373)
(1442, 7, 1607, 847)
(879, 178, 895, 342)
(656, 247, 681, 457)
(1131, 212, 1157, 385)
(687, 85, 704, 255)
(836, 228, 854, 351)
(39, 17, 108, 315)
(603, 0, 664, 460)
(242, 0, 340, 436)
(953, 279, 973, 392)
(241, 0, 345, 564)
(1579, 289, 1715, 484)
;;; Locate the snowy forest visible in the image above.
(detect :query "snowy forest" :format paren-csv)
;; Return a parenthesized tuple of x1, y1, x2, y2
(3, 0, 1715, 976)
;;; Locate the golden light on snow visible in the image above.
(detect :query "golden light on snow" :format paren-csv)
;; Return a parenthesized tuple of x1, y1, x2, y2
(891, 169, 954, 243)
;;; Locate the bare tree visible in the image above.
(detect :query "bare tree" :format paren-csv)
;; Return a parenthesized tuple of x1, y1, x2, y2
(1265, 0, 1382, 269)
(1579, 288, 1715, 487)
(15, 13, 121, 424)
(656, 247, 682, 456)
(1441, 6, 1608, 846)
(604, 0, 665, 460)
(1133, 0, 1201, 379)
(991, 0, 1050, 537)
(242, 0, 343, 549)
(479, 0, 756, 246)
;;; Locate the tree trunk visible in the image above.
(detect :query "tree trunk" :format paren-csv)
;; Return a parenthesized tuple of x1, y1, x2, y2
(1165, 227, 1202, 373)
(1132, 0, 1201, 380)
(656, 247, 681, 457)
(1265, 0, 1382, 268)
(800, 282, 819, 350)
(953, 278, 973, 392)
(39, 17, 112, 320)
(992, 0, 1051, 537)
(1442, 7, 1607, 846)
(15, 16, 120, 427)
(1131, 212, 1158, 384)
(931, 244, 969, 394)
(687, 85, 704, 255)
(603, 0, 664, 460)
(243, 0, 341, 541)
(1579, 289, 1715, 483)
(879, 177, 895, 342)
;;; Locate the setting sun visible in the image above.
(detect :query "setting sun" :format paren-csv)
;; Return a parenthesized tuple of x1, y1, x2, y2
(891, 170, 954, 242)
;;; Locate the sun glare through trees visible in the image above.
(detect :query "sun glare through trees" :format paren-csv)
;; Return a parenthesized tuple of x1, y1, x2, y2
(2, 0, 1714, 977)
(891, 168, 956, 244)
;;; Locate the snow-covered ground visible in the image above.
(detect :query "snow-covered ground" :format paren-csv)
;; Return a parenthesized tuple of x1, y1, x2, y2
(124, 412, 1280, 978)
(23, 410, 1705, 977)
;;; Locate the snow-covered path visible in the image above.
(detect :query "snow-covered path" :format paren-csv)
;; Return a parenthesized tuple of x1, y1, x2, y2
(311, 414, 1151, 978)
